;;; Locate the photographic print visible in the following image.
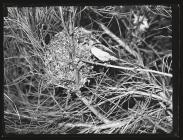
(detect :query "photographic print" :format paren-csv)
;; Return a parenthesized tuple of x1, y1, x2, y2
(3, 6, 173, 134)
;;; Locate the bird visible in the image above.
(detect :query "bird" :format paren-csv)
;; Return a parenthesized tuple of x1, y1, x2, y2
(43, 27, 120, 90)
(75, 27, 119, 62)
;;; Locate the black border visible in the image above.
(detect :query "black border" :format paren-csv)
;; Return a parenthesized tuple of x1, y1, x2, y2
(172, 4, 180, 138)
(1, 0, 182, 139)
(1, 0, 182, 7)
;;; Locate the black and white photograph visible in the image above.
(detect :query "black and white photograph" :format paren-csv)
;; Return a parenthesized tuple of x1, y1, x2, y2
(3, 6, 173, 134)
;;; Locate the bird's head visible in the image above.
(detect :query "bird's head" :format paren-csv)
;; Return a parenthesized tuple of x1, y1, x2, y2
(74, 27, 118, 62)
(74, 27, 97, 49)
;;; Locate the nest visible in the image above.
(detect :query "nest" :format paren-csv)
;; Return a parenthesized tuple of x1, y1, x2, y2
(43, 27, 94, 90)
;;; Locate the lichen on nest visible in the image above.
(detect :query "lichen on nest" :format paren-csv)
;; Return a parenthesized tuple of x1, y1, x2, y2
(43, 27, 94, 90)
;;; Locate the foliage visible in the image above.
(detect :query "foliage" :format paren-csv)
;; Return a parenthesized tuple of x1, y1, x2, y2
(4, 6, 172, 134)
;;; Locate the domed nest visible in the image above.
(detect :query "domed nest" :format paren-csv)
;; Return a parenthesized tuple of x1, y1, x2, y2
(43, 27, 95, 90)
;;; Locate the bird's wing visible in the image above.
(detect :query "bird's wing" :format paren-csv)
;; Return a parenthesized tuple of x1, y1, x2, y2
(91, 47, 118, 62)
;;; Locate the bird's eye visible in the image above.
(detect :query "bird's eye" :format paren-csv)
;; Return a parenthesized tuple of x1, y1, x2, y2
(78, 37, 85, 44)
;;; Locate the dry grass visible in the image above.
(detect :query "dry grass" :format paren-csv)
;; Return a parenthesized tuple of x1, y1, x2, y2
(3, 6, 172, 134)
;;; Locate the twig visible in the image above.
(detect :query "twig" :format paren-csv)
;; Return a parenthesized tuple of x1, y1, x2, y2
(75, 90, 111, 124)
(82, 60, 172, 78)
(59, 7, 69, 36)
(58, 119, 129, 130)
(97, 22, 138, 58)
(93, 89, 172, 107)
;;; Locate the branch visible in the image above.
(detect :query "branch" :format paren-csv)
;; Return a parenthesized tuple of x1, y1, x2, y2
(75, 90, 111, 124)
(98, 22, 138, 58)
(82, 60, 172, 78)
